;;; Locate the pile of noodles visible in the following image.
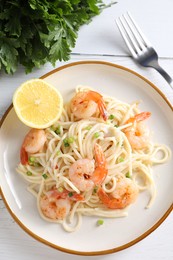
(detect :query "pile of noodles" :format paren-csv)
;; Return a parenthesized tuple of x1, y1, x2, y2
(16, 86, 171, 232)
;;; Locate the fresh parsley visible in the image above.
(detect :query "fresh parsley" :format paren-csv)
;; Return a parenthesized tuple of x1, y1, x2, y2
(0, 0, 117, 74)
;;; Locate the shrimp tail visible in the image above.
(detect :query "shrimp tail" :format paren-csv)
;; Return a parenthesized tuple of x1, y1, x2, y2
(86, 91, 108, 121)
(98, 187, 123, 209)
(124, 112, 151, 134)
(126, 112, 151, 125)
(92, 144, 108, 185)
(135, 112, 151, 122)
(20, 147, 28, 165)
(98, 100, 108, 121)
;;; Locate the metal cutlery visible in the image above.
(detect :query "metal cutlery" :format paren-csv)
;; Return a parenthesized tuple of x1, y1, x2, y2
(116, 12, 173, 90)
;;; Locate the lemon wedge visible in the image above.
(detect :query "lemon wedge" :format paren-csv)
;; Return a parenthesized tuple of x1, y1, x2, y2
(13, 79, 63, 129)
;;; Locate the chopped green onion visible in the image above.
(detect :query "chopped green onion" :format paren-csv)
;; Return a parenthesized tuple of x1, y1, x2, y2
(63, 137, 74, 147)
(28, 156, 36, 163)
(118, 157, 124, 163)
(85, 125, 92, 130)
(28, 156, 41, 166)
(29, 161, 41, 167)
(94, 132, 100, 138)
(26, 171, 32, 176)
(51, 125, 61, 134)
(56, 151, 61, 156)
(64, 141, 70, 147)
(126, 172, 131, 178)
(34, 162, 41, 167)
(68, 137, 75, 143)
(50, 125, 56, 131)
(109, 114, 115, 120)
(114, 125, 118, 128)
(68, 192, 73, 197)
(97, 219, 104, 226)
(58, 187, 64, 192)
(42, 173, 48, 179)
(93, 186, 98, 193)
(55, 125, 61, 135)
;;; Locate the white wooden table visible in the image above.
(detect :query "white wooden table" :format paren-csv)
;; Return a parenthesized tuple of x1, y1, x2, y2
(0, 1, 173, 259)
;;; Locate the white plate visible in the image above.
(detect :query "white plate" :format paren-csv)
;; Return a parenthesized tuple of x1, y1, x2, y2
(0, 61, 173, 255)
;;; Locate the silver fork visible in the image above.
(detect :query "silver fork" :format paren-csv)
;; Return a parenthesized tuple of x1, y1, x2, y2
(116, 12, 173, 90)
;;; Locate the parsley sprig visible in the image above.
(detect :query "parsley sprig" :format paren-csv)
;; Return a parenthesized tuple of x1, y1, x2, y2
(0, 0, 117, 74)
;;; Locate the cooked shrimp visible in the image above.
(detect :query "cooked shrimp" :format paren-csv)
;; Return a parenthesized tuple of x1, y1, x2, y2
(123, 112, 151, 149)
(70, 90, 108, 121)
(20, 128, 47, 165)
(69, 143, 108, 192)
(40, 196, 71, 220)
(69, 159, 95, 192)
(98, 175, 139, 209)
(40, 188, 84, 220)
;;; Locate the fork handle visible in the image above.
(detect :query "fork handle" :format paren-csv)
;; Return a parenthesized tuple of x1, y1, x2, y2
(153, 63, 173, 90)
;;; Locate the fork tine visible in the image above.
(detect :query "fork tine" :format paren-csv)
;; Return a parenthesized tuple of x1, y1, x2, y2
(116, 15, 141, 56)
(116, 17, 138, 58)
(127, 12, 151, 47)
(123, 13, 146, 51)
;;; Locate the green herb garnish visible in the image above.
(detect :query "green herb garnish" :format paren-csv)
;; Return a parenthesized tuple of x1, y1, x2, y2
(63, 140, 70, 147)
(94, 132, 100, 138)
(68, 192, 73, 197)
(63, 137, 75, 147)
(28, 156, 36, 163)
(51, 125, 61, 134)
(26, 171, 32, 176)
(28, 156, 40, 166)
(118, 157, 124, 163)
(109, 114, 115, 120)
(42, 173, 48, 179)
(126, 172, 131, 178)
(0, 1, 117, 74)
(50, 125, 56, 131)
(68, 137, 75, 143)
(55, 125, 61, 135)
(58, 187, 64, 193)
(93, 186, 98, 193)
(97, 219, 104, 226)
(85, 125, 92, 130)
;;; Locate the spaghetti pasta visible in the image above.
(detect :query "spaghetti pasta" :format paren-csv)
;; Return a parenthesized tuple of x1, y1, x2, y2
(16, 86, 171, 232)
